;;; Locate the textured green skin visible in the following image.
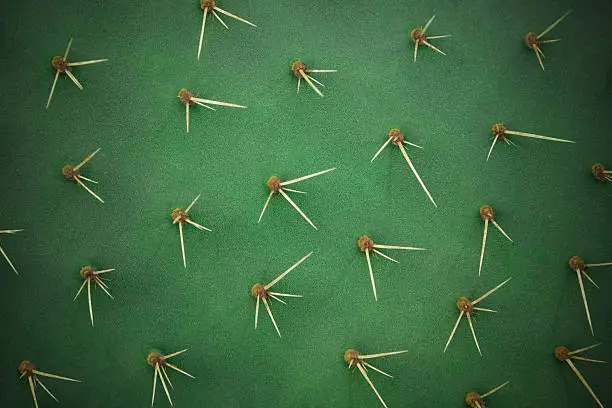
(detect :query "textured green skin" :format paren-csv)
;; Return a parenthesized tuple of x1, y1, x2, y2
(0, 0, 611, 407)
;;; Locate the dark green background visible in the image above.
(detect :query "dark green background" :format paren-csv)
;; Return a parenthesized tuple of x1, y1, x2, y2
(1, 0, 610, 407)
